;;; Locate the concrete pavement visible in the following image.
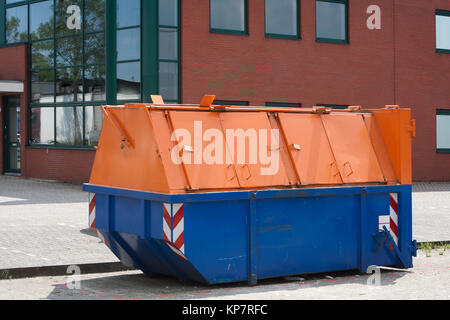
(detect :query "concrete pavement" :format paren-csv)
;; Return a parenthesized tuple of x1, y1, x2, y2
(0, 250, 448, 300)
(0, 176, 449, 271)
(0, 176, 118, 269)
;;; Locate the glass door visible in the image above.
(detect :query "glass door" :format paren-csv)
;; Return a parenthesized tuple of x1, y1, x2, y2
(3, 96, 21, 174)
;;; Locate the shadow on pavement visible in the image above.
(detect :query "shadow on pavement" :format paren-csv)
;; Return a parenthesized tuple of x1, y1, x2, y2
(45, 269, 407, 300)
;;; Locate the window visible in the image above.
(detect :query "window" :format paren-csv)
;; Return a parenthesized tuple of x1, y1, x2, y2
(5, 3, 28, 43)
(316, 0, 348, 44)
(159, 0, 180, 103)
(265, 0, 300, 39)
(437, 110, 450, 153)
(210, 0, 247, 35)
(214, 100, 249, 106)
(266, 102, 302, 108)
(116, 0, 141, 101)
(436, 10, 450, 53)
(13, 0, 107, 148)
(317, 104, 348, 109)
(3, 0, 180, 148)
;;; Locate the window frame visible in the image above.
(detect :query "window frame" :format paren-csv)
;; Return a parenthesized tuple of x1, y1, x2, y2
(158, 0, 181, 104)
(317, 104, 349, 109)
(436, 9, 450, 54)
(315, 0, 349, 44)
(209, 0, 248, 36)
(266, 102, 302, 108)
(214, 100, 249, 106)
(264, 0, 301, 40)
(437, 109, 450, 154)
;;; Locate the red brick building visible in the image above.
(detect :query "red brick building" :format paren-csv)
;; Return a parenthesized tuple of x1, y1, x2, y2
(0, 0, 449, 183)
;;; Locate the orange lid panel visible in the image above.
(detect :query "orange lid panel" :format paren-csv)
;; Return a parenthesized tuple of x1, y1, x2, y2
(88, 101, 414, 194)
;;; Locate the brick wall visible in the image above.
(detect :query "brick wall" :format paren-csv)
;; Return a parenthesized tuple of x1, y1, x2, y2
(181, 0, 450, 181)
(24, 148, 95, 183)
(0, 44, 27, 177)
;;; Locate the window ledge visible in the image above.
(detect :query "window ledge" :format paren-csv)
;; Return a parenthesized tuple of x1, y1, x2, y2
(437, 149, 450, 154)
(316, 38, 349, 44)
(210, 29, 249, 36)
(436, 49, 450, 54)
(265, 34, 301, 40)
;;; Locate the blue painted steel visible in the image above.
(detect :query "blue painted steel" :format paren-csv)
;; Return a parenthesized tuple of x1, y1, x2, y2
(83, 184, 415, 285)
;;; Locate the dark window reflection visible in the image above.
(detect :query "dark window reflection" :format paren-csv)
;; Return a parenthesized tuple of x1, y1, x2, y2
(56, 36, 83, 66)
(6, 5, 28, 43)
(56, 68, 83, 103)
(159, 62, 178, 101)
(85, 65, 106, 102)
(159, 28, 178, 60)
(159, 0, 178, 27)
(85, 106, 104, 146)
(117, 62, 141, 100)
(210, 0, 246, 32)
(265, 0, 298, 37)
(32, 70, 55, 104)
(32, 40, 54, 69)
(117, 28, 141, 61)
(85, 0, 106, 32)
(55, 0, 82, 36)
(85, 33, 105, 64)
(117, 0, 140, 28)
(316, 0, 347, 41)
(56, 106, 84, 146)
(31, 107, 55, 145)
(30, 0, 54, 40)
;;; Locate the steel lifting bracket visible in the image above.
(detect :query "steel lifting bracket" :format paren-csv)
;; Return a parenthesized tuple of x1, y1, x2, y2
(382, 226, 409, 268)
(372, 231, 389, 253)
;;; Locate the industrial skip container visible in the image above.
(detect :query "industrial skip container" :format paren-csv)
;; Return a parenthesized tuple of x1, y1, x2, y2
(83, 95, 418, 285)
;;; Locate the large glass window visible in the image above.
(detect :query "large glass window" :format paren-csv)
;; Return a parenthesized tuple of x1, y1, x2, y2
(159, 0, 180, 103)
(4, 0, 181, 147)
(210, 0, 247, 35)
(5, 0, 106, 147)
(265, 0, 300, 39)
(437, 110, 450, 153)
(316, 0, 348, 43)
(436, 10, 450, 53)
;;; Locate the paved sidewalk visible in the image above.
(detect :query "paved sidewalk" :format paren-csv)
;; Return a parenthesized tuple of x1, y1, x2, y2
(0, 176, 449, 270)
(412, 182, 450, 242)
(0, 176, 118, 269)
(0, 251, 448, 300)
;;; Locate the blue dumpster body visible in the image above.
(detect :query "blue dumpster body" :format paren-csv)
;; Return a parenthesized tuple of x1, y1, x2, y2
(83, 183, 416, 285)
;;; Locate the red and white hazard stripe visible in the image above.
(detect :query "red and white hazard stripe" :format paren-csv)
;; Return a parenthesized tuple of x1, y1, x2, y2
(88, 193, 110, 247)
(89, 193, 96, 231)
(163, 203, 187, 261)
(389, 193, 399, 245)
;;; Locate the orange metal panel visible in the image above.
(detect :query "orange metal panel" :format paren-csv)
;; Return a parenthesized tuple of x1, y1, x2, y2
(267, 113, 301, 186)
(219, 112, 291, 188)
(369, 108, 413, 185)
(89, 107, 172, 193)
(148, 110, 188, 192)
(168, 111, 241, 190)
(321, 113, 386, 184)
(363, 114, 397, 184)
(278, 113, 343, 186)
